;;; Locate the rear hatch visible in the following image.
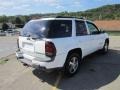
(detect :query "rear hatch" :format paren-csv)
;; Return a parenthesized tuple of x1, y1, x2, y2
(19, 20, 51, 61)
(19, 37, 45, 56)
(19, 19, 72, 61)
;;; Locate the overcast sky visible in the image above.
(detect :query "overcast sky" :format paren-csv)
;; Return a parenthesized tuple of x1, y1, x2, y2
(0, 0, 120, 16)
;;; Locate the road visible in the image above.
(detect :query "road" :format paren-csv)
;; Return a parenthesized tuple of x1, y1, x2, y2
(0, 36, 17, 58)
(0, 36, 120, 90)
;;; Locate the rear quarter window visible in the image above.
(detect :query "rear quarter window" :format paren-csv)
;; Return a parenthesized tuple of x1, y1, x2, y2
(47, 20, 72, 38)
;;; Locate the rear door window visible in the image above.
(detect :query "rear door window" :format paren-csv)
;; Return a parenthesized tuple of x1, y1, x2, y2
(48, 20, 72, 38)
(76, 20, 88, 36)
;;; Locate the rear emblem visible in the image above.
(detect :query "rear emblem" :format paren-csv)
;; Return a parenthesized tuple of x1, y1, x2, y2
(27, 37, 30, 40)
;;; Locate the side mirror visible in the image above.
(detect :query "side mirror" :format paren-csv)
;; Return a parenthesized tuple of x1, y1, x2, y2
(99, 29, 105, 33)
(92, 31, 100, 34)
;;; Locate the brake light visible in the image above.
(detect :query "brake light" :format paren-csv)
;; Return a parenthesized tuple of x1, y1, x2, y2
(45, 41, 56, 57)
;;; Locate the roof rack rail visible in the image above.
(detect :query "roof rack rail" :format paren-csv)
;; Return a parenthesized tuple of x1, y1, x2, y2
(41, 15, 86, 20)
(56, 16, 86, 20)
(55, 16, 76, 18)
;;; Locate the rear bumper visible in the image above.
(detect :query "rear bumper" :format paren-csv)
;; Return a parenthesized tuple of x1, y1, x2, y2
(16, 50, 66, 70)
(16, 50, 50, 70)
(17, 57, 47, 70)
(16, 50, 24, 59)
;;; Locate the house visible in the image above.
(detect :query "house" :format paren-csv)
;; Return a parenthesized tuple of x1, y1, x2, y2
(0, 23, 15, 30)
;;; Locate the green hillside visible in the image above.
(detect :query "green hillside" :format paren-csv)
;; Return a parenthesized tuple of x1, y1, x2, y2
(0, 4, 120, 24)
(57, 4, 120, 20)
(85, 4, 120, 20)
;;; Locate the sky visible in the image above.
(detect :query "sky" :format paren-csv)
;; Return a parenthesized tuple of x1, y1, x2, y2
(0, 0, 120, 16)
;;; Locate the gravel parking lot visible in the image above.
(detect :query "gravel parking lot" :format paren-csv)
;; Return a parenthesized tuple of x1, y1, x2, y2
(0, 36, 120, 90)
(0, 36, 17, 58)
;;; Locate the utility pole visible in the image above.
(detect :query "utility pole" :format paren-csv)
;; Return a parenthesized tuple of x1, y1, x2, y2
(99, 14, 102, 20)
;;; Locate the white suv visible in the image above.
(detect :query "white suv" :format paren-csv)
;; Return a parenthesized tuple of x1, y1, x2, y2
(16, 17, 109, 76)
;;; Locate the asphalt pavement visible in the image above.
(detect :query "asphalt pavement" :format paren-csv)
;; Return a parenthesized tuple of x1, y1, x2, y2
(0, 36, 17, 58)
(0, 36, 120, 90)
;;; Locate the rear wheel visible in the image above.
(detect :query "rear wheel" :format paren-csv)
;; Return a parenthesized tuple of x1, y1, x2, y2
(64, 53, 81, 77)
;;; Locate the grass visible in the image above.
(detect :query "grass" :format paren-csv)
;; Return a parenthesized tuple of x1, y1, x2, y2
(106, 31, 120, 36)
(0, 58, 9, 64)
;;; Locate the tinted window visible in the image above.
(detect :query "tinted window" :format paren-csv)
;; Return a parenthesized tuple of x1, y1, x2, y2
(21, 20, 72, 39)
(48, 20, 72, 38)
(76, 20, 87, 36)
(87, 22, 99, 34)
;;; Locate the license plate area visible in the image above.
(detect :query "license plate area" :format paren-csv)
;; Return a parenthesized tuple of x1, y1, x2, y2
(22, 42, 34, 52)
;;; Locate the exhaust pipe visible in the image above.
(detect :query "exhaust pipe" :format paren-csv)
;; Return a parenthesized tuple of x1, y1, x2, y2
(23, 63, 30, 67)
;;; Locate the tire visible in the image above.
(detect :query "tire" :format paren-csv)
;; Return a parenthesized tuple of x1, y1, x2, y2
(64, 53, 81, 77)
(101, 40, 109, 54)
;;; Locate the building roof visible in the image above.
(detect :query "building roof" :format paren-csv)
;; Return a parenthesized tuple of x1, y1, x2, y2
(94, 20, 120, 31)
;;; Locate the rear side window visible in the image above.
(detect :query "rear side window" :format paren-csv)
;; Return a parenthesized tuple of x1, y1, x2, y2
(48, 20, 72, 38)
(76, 20, 88, 36)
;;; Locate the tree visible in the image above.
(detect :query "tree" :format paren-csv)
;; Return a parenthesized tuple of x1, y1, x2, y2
(8, 16, 16, 24)
(15, 17, 25, 28)
(0, 15, 8, 23)
(15, 17, 22, 24)
(2, 23, 9, 31)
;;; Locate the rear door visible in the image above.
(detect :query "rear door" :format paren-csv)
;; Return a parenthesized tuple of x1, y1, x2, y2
(19, 36, 45, 54)
(19, 20, 50, 56)
(19, 36, 35, 55)
(75, 20, 91, 57)
(19, 36, 48, 62)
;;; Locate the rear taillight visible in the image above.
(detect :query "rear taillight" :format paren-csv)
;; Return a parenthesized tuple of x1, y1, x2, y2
(45, 41, 56, 57)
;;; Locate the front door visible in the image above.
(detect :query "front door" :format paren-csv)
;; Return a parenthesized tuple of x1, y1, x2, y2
(86, 21, 104, 52)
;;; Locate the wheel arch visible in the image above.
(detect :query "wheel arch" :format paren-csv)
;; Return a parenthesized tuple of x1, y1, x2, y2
(64, 48, 82, 65)
(105, 38, 109, 44)
(63, 48, 82, 74)
(67, 48, 82, 58)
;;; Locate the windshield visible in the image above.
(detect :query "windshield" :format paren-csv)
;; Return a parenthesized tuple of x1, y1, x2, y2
(21, 20, 50, 38)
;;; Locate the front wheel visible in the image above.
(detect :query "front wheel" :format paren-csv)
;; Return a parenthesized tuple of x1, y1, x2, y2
(64, 53, 81, 77)
(101, 40, 109, 53)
